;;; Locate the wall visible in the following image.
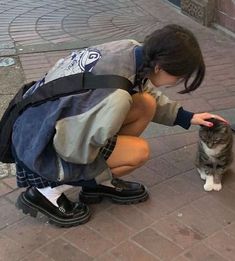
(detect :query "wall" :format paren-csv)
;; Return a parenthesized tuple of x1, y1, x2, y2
(216, 0, 235, 33)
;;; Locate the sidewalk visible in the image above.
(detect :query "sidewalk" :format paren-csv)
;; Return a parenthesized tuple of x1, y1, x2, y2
(0, 0, 235, 260)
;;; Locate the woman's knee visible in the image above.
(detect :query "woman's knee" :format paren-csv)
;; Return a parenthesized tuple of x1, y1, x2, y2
(131, 138, 150, 166)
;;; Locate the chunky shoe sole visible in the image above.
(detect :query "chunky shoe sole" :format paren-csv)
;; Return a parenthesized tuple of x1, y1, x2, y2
(16, 192, 91, 227)
(79, 190, 149, 205)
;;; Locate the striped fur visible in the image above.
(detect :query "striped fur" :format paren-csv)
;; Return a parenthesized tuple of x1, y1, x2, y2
(195, 118, 233, 191)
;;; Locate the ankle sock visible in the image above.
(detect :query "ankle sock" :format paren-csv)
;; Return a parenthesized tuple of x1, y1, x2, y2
(36, 185, 73, 207)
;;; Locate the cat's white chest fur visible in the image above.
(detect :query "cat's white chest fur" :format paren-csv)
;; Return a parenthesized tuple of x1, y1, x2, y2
(201, 141, 225, 157)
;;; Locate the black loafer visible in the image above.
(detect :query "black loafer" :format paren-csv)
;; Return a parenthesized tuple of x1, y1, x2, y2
(79, 178, 149, 204)
(16, 187, 91, 227)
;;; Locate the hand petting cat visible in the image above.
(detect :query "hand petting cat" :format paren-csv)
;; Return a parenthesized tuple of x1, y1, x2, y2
(191, 112, 228, 127)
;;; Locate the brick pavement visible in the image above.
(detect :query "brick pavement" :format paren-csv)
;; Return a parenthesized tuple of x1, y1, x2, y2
(0, 0, 235, 260)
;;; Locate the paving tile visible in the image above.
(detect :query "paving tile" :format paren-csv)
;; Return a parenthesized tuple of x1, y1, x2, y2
(146, 157, 181, 181)
(5, 188, 24, 203)
(135, 191, 170, 220)
(0, 198, 25, 229)
(20, 251, 52, 261)
(132, 228, 183, 260)
(0, 234, 29, 261)
(172, 205, 222, 237)
(183, 242, 227, 261)
(147, 137, 172, 158)
(172, 169, 205, 192)
(39, 238, 92, 261)
(177, 98, 213, 113)
(208, 96, 235, 110)
(174, 255, 190, 261)
(88, 199, 113, 215)
(224, 222, 235, 238)
(204, 231, 235, 260)
(130, 165, 165, 187)
(111, 240, 159, 261)
(2, 216, 68, 251)
(0, 181, 12, 196)
(209, 188, 235, 210)
(161, 131, 198, 151)
(152, 215, 204, 249)
(150, 183, 194, 214)
(95, 252, 119, 261)
(2, 176, 17, 189)
(191, 195, 235, 226)
(107, 204, 154, 231)
(87, 211, 134, 244)
(161, 144, 197, 173)
(63, 225, 114, 257)
(164, 172, 206, 200)
(227, 85, 235, 92)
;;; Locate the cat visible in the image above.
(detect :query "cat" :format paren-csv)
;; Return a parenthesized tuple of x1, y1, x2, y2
(195, 118, 233, 191)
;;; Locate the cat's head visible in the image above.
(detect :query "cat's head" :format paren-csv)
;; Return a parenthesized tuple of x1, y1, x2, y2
(199, 118, 232, 148)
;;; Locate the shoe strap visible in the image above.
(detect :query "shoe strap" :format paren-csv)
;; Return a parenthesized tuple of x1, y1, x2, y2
(111, 178, 132, 191)
(57, 193, 74, 213)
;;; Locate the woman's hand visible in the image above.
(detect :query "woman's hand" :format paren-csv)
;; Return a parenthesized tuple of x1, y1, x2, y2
(191, 112, 229, 127)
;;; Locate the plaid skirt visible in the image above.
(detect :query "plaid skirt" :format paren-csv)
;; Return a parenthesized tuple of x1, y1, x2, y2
(15, 135, 117, 188)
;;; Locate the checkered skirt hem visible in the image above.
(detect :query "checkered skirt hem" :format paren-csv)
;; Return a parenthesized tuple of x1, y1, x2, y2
(16, 135, 117, 188)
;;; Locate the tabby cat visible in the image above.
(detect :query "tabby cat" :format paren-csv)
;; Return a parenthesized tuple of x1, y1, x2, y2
(195, 118, 233, 191)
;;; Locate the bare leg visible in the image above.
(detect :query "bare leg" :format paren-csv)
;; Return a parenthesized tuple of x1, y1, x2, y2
(106, 93, 157, 177)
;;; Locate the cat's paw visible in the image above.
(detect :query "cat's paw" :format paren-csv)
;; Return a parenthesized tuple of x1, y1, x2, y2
(213, 183, 222, 191)
(200, 173, 207, 180)
(204, 183, 213, 191)
(197, 168, 206, 180)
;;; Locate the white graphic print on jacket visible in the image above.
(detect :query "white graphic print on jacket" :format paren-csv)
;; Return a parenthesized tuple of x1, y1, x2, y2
(24, 48, 101, 98)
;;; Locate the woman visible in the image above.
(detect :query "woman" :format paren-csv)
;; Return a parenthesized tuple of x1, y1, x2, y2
(13, 24, 227, 227)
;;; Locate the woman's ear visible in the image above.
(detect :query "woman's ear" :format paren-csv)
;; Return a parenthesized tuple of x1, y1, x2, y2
(154, 65, 160, 74)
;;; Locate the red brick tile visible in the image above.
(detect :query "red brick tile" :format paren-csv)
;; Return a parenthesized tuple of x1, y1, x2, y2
(204, 231, 235, 260)
(184, 242, 227, 261)
(0, 234, 29, 261)
(147, 137, 172, 158)
(224, 222, 235, 238)
(0, 198, 25, 229)
(135, 194, 170, 220)
(130, 165, 165, 187)
(191, 195, 235, 226)
(161, 144, 197, 173)
(163, 174, 205, 202)
(2, 177, 17, 190)
(146, 158, 181, 180)
(0, 181, 12, 196)
(63, 225, 114, 257)
(152, 215, 204, 249)
(5, 188, 24, 203)
(40, 238, 92, 261)
(108, 204, 154, 231)
(150, 183, 191, 213)
(2, 216, 68, 250)
(177, 98, 213, 113)
(95, 253, 119, 261)
(20, 251, 52, 261)
(173, 205, 222, 237)
(87, 211, 134, 244)
(132, 228, 183, 260)
(111, 240, 159, 261)
(210, 188, 235, 210)
(208, 96, 235, 110)
(163, 131, 198, 150)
